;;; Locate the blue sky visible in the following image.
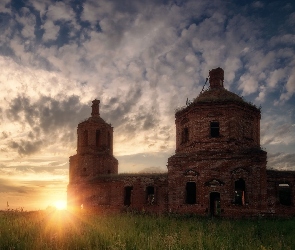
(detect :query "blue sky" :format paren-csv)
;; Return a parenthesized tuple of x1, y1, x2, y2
(0, 0, 294, 210)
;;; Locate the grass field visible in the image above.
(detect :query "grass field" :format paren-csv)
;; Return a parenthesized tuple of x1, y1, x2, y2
(0, 210, 294, 250)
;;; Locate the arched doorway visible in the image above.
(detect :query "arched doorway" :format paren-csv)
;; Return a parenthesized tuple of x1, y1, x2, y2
(209, 192, 221, 216)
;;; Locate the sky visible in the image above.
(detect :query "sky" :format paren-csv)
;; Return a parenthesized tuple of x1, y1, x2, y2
(0, 0, 294, 210)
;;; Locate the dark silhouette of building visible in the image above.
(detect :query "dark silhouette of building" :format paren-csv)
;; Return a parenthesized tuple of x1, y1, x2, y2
(67, 68, 295, 217)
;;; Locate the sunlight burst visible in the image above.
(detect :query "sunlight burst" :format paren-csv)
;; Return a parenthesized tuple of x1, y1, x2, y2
(54, 200, 67, 210)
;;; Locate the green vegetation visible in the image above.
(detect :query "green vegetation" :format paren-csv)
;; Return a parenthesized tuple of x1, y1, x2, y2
(0, 210, 294, 250)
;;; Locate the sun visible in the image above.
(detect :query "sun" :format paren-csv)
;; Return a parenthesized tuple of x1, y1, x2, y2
(54, 200, 67, 210)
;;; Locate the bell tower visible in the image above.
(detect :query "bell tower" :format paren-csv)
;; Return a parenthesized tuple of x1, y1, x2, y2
(69, 99, 118, 183)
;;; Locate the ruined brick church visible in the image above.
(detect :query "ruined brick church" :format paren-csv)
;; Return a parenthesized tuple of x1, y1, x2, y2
(67, 68, 295, 217)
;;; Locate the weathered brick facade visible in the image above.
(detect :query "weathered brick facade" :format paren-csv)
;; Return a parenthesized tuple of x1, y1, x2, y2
(67, 68, 295, 217)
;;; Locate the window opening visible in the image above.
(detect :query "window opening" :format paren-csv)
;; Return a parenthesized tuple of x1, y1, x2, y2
(210, 122, 219, 137)
(146, 186, 155, 205)
(96, 130, 100, 147)
(182, 127, 189, 143)
(234, 178, 245, 205)
(186, 182, 196, 204)
(83, 130, 88, 146)
(279, 184, 291, 206)
(124, 186, 133, 206)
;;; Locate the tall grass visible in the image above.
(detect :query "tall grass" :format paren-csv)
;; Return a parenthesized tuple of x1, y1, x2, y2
(0, 210, 294, 250)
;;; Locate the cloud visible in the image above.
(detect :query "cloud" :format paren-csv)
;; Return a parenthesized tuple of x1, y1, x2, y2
(15, 7, 36, 39)
(1, 1, 293, 141)
(6, 95, 85, 129)
(0, 178, 28, 193)
(117, 152, 170, 173)
(268, 69, 286, 88)
(0, 173, 68, 210)
(276, 71, 295, 104)
(268, 152, 295, 170)
(0, 0, 10, 14)
(0, 163, 68, 204)
(238, 74, 258, 95)
(288, 12, 295, 25)
(251, 1, 264, 9)
(270, 34, 295, 48)
(9, 140, 43, 156)
(42, 20, 60, 42)
(46, 2, 76, 22)
(261, 111, 295, 146)
(284, 71, 295, 99)
(81, 0, 114, 24)
(40, 1, 79, 43)
(2, 95, 90, 157)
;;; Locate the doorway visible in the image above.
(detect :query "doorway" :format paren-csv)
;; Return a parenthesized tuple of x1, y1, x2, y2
(210, 192, 221, 216)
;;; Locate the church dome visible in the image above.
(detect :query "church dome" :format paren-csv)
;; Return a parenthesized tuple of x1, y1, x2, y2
(192, 67, 256, 109)
(194, 88, 244, 104)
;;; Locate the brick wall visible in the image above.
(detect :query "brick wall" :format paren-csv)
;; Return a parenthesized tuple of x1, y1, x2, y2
(68, 174, 168, 214)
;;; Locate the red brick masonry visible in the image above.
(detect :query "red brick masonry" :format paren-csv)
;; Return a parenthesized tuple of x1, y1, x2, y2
(68, 68, 295, 217)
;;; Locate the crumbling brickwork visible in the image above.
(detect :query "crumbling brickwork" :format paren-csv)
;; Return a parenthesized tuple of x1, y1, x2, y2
(67, 68, 295, 217)
(266, 170, 295, 216)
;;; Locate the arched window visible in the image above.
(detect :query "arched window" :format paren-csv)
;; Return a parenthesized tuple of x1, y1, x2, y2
(182, 127, 189, 143)
(234, 178, 245, 205)
(83, 130, 88, 146)
(186, 182, 196, 204)
(96, 130, 100, 147)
